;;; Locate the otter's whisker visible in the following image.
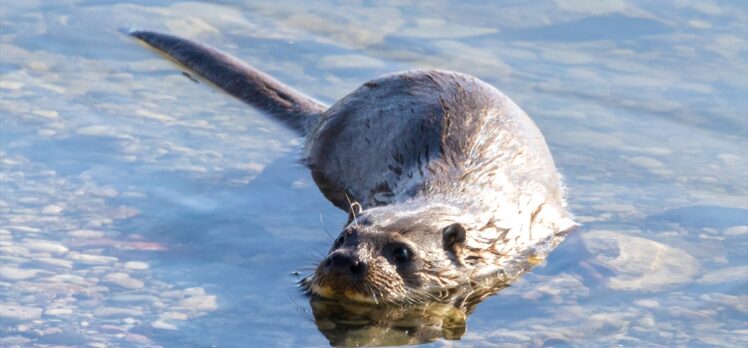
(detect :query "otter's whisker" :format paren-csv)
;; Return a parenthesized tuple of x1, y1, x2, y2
(318, 213, 334, 240)
(369, 285, 380, 305)
(343, 193, 359, 227)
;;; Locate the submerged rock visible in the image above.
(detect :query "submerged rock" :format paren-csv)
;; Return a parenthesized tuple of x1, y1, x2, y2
(581, 230, 699, 291)
(178, 295, 217, 311)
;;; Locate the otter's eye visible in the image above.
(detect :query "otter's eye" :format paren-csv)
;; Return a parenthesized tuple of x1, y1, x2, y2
(392, 247, 411, 263)
(333, 234, 345, 249)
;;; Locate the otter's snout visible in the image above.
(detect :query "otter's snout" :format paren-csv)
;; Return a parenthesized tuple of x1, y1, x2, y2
(324, 251, 367, 278)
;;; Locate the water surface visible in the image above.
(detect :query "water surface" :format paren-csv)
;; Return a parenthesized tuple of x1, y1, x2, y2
(1, 1, 747, 347)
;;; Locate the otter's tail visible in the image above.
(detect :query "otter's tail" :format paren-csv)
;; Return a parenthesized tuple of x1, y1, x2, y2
(130, 30, 325, 136)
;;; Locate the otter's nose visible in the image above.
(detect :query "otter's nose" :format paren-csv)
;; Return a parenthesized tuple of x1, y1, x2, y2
(324, 251, 366, 277)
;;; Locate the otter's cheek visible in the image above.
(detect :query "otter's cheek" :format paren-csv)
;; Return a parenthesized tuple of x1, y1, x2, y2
(311, 283, 335, 298)
(343, 290, 378, 304)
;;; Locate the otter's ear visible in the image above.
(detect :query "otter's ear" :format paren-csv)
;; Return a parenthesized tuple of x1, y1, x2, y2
(347, 202, 362, 225)
(442, 223, 466, 255)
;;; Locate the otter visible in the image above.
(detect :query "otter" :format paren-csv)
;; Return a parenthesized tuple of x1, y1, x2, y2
(130, 31, 576, 305)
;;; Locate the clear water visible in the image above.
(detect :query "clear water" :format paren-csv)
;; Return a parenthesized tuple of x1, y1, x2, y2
(1, 1, 746, 347)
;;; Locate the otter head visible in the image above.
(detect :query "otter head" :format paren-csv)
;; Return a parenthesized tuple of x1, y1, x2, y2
(308, 203, 472, 304)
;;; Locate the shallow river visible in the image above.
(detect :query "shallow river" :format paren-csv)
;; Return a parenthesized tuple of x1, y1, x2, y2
(1, 1, 746, 347)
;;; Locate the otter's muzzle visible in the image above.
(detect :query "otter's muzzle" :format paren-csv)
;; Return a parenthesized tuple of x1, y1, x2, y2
(323, 251, 367, 279)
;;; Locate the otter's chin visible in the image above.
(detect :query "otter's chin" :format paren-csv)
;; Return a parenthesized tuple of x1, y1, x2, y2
(310, 283, 381, 304)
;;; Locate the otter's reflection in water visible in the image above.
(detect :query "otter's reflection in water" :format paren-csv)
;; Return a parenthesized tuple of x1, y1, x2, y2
(307, 269, 529, 347)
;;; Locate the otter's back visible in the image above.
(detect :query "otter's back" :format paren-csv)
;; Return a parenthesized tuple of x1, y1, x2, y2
(304, 70, 561, 211)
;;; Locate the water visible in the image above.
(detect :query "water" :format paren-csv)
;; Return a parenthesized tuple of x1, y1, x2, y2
(1, 1, 746, 347)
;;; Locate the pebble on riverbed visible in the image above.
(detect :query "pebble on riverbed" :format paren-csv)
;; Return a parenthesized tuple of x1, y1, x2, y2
(123, 261, 149, 270)
(103, 272, 145, 289)
(0, 151, 220, 346)
(0, 304, 43, 321)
